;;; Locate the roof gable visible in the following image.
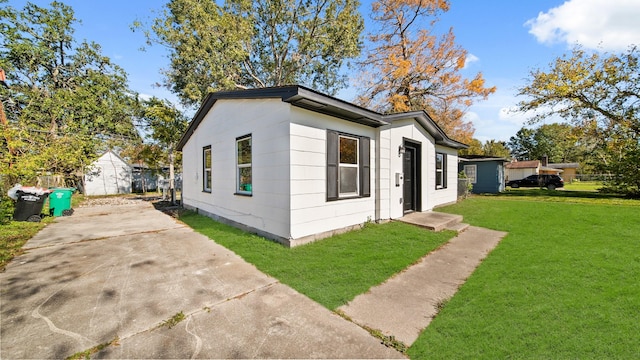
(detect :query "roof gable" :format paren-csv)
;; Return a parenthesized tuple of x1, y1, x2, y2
(95, 150, 129, 167)
(177, 85, 466, 150)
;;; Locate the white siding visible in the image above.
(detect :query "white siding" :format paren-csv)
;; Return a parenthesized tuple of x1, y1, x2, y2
(289, 108, 377, 240)
(432, 145, 459, 208)
(181, 97, 461, 244)
(376, 128, 392, 220)
(386, 119, 459, 219)
(84, 151, 132, 196)
(181, 99, 292, 239)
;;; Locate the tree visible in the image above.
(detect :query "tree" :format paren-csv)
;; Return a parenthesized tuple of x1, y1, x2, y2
(138, 97, 188, 204)
(517, 46, 640, 195)
(356, 0, 495, 144)
(459, 138, 482, 156)
(482, 140, 510, 158)
(136, 0, 364, 107)
(0, 2, 140, 190)
(459, 138, 510, 158)
(507, 128, 536, 160)
(508, 124, 582, 162)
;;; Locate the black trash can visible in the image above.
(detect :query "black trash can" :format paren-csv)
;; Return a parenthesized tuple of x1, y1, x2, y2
(13, 190, 51, 222)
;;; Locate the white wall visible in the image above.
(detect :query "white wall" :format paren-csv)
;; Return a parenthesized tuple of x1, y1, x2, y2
(386, 119, 459, 219)
(181, 99, 292, 239)
(432, 145, 459, 208)
(181, 99, 461, 244)
(506, 168, 537, 181)
(84, 151, 132, 196)
(289, 107, 377, 240)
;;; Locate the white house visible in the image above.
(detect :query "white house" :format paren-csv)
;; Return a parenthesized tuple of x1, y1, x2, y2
(177, 86, 467, 247)
(84, 150, 132, 196)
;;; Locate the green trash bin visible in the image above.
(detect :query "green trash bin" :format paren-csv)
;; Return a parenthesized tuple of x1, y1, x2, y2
(49, 187, 75, 217)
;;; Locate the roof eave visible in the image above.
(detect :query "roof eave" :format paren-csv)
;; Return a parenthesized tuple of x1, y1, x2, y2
(177, 86, 387, 151)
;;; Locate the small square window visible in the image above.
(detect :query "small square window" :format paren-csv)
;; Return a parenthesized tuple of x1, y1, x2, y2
(464, 165, 477, 184)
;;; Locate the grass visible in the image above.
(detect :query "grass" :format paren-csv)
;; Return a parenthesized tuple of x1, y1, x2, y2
(409, 192, 640, 359)
(0, 220, 49, 270)
(563, 180, 603, 192)
(0, 193, 85, 271)
(179, 213, 454, 309)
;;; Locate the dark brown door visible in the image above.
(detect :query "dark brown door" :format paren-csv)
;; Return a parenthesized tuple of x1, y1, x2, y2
(403, 146, 417, 213)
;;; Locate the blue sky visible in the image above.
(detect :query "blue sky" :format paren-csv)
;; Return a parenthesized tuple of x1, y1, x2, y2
(8, 0, 640, 142)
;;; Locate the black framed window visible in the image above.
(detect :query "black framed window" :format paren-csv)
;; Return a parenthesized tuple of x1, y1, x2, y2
(436, 152, 447, 189)
(203, 146, 211, 192)
(327, 130, 370, 201)
(236, 135, 252, 195)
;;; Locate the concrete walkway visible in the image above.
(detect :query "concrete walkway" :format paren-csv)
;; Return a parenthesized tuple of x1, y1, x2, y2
(1, 201, 403, 359)
(338, 225, 508, 346)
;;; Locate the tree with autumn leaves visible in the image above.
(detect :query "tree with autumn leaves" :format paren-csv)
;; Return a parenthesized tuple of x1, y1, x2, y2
(357, 0, 495, 144)
(518, 46, 640, 196)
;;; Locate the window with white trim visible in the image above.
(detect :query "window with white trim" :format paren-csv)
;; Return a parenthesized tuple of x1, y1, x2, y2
(236, 135, 252, 195)
(464, 164, 477, 184)
(203, 146, 211, 192)
(436, 152, 447, 189)
(339, 135, 359, 196)
(326, 130, 370, 201)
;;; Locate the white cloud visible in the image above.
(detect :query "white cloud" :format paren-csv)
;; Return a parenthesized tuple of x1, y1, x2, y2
(464, 53, 480, 69)
(526, 0, 640, 51)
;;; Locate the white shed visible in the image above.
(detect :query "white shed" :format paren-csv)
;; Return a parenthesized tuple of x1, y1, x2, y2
(177, 86, 466, 247)
(84, 150, 132, 196)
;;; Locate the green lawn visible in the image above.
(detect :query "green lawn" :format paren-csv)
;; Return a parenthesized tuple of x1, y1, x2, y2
(410, 192, 640, 359)
(179, 213, 454, 310)
(563, 180, 603, 192)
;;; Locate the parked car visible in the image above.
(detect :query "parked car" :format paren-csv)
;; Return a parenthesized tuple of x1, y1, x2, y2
(506, 174, 564, 190)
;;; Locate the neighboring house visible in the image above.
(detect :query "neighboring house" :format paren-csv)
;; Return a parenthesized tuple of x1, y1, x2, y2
(84, 150, 132, 196)
(548, 163, 579, 182)
(460, 156, 508, 194)
(506, 160, 539, 181)
(131, 164, 163, 192)
(505, 159, 561, 181)
(177, 85, 467, 247)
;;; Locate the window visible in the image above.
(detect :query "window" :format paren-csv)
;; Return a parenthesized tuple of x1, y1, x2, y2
(236, 135, 252, 195)
(203, 146, 211, 192)
(436, 152, 447, 189)
(339, 135, 359, 196)
(463, 164, 477, 184)
(327, 130, 370, 201)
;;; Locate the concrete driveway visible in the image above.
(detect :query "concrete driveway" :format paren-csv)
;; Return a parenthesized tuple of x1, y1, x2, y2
(1, 200, 403, 359)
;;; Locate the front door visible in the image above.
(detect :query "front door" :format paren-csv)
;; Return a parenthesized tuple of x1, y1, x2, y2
(403, 145, 417, 213)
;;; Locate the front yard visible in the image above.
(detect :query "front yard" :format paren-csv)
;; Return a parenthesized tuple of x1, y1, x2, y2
(410, 191, 640, 358)
(182, 189, 639, 359)
(2, 187, 637, 358)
